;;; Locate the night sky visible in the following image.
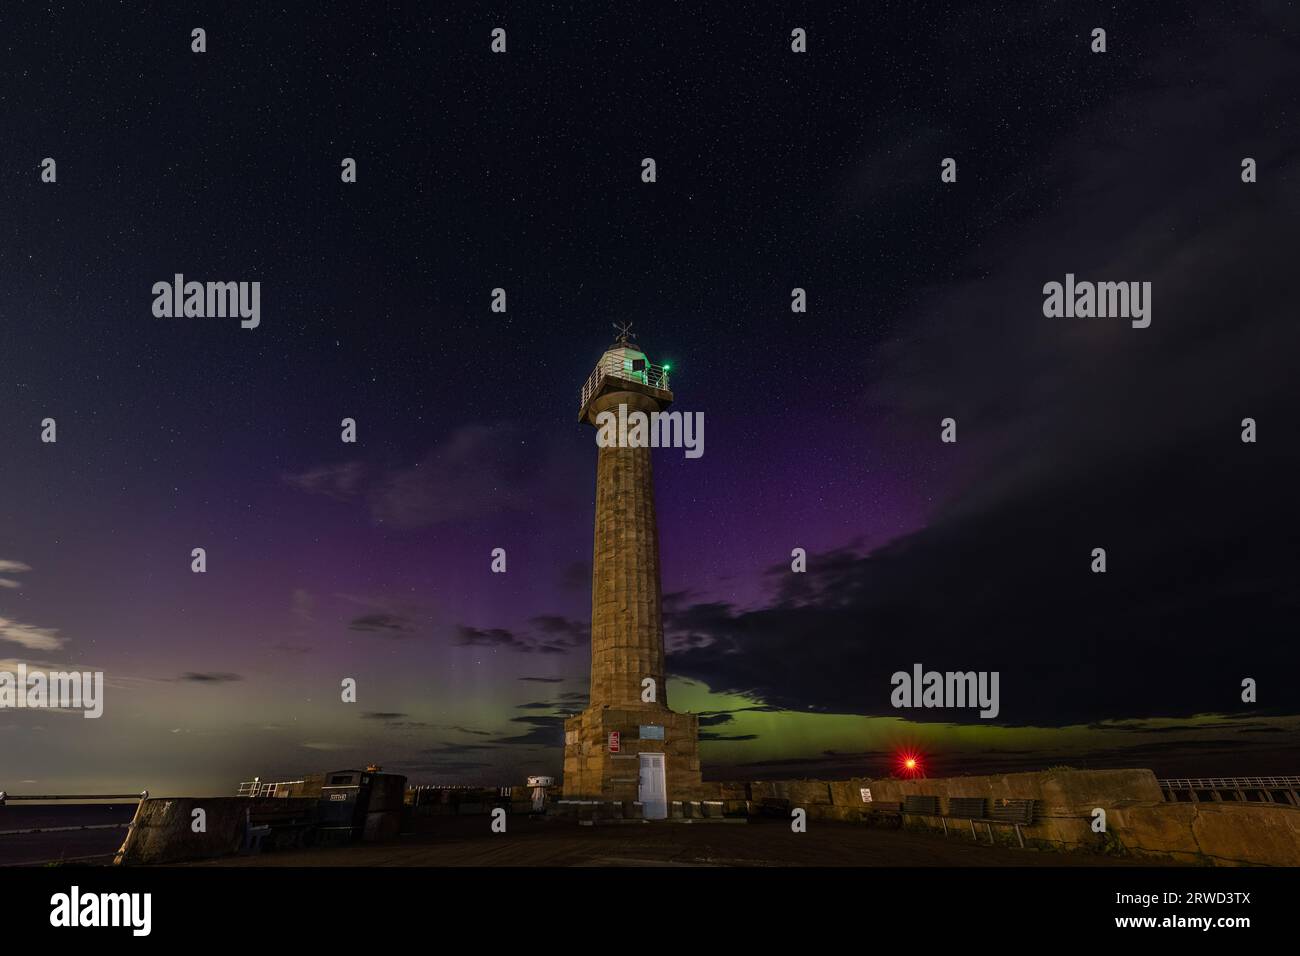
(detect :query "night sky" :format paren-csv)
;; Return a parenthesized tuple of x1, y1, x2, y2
(2, 2, 1298, 796)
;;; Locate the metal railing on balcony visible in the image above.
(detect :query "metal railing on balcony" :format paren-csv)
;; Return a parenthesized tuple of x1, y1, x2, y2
(236, 777, 305, 798)
(579, 354, 670, 413)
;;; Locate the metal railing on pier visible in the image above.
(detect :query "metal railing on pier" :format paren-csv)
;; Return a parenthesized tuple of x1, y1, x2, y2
(1157, 776, 1300, 806)
(0, 790, 149, 864)
(0, 791, 147, 805)
(1158, 776, 1300, 790)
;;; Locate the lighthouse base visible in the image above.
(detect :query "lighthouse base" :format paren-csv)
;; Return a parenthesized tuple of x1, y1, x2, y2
(561, 705, 702, 805)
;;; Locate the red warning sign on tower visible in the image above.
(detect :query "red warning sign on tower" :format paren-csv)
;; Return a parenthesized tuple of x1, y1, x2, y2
(608, 731, 620, 752)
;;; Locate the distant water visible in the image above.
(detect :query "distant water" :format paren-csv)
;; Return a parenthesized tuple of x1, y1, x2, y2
(0, 803, 137, 866)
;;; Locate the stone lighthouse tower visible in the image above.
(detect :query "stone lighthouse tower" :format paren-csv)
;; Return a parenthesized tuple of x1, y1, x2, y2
(562, 324, 701, 817)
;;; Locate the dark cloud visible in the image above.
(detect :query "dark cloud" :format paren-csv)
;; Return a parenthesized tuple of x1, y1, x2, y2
(518, 676, 565, 684)
(1085, 719, 1278, 735)
(348, 613, 417, 637)
(360, 711, 406, 721)
(668, 507, 1298, 727)
(454, 618, 587, 655)
(177, 672, 242, 683)
(488, 714, 567, 747)
(528, 614, 589, 652)
(422, 742, 498, 756)
(515, 690, 589, 714)
(454, 625, 531, 651)
(667, 20, 1300, 731)
(697, 712, 735, 728)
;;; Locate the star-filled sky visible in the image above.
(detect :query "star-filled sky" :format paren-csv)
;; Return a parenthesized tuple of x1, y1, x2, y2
(2, 2, 1298, 796)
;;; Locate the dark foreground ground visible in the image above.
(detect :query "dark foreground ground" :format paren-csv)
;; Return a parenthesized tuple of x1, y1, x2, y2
(182, 816, 1162, 867)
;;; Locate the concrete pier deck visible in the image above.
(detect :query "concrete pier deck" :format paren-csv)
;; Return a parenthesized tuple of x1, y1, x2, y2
(180, 816, 1162, 867)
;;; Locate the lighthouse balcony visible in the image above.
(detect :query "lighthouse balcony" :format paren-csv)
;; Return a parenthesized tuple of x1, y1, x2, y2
(579, 354, 672, 419)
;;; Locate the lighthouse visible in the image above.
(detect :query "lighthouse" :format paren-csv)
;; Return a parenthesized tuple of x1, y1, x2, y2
(561, 324, 702, 818)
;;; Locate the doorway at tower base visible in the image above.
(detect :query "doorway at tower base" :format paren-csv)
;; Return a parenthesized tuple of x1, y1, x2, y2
(561, 705, 702, 807)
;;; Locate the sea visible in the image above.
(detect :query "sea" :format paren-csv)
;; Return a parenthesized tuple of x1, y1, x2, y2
(0, 803, 137, 866)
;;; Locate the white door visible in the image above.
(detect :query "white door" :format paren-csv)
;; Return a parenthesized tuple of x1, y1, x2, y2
(638, 753, 667, 819)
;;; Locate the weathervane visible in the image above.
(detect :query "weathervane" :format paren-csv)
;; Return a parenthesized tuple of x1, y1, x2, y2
(612, 321, 635, 346)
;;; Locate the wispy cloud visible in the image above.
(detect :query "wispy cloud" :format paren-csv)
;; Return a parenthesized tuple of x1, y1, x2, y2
(284, 423, 585, 529)
(434, 724, 496, 736)
(176, 672, 243, 684)
(291, 588, 315, 623)
(281, 461, 367, 501)
(422, 741, 499, 756)
(349, 612, 418, 636)
(0, 616, 65, 653)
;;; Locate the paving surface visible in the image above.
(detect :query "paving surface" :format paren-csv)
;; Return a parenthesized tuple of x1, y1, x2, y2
(184, 816, 1164, 867)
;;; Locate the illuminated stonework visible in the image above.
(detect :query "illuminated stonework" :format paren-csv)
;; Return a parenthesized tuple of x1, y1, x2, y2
(561, 329, 702, 815)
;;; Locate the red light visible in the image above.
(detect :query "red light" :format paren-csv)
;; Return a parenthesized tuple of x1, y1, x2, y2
(894, 749, 925, 779)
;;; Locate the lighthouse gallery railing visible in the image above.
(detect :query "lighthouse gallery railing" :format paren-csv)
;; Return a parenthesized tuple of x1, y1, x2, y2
(579, 355, 670, 413)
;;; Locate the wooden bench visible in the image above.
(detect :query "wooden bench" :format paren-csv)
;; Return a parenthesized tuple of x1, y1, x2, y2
(942, 797, 1036, 847)
(902, 795, 941, 816)
(944, 797, 987, 839)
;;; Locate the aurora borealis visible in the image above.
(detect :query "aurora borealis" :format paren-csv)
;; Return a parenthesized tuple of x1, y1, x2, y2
(2, 2, 1298, 796)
